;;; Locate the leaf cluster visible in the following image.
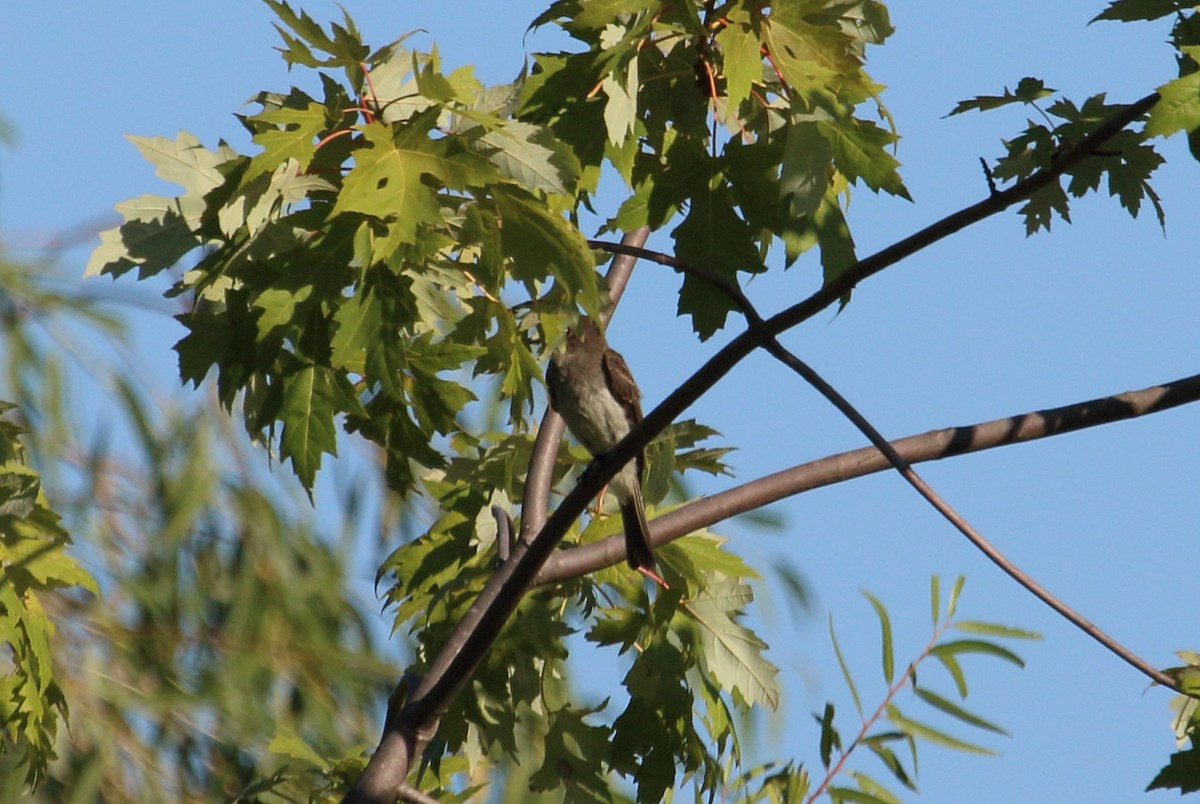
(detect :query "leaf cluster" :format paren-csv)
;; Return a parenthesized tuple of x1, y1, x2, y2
(0, 402, 96, 788)
(526, 0, 908, 335)
(1148, 651, 1200, 795)
(948, 4, 1200, 236)
(89, 2, 605, 498)
(0, 254, 395, 802)
(951, 80, 1167, 235)
(804, 577, 1040, 803)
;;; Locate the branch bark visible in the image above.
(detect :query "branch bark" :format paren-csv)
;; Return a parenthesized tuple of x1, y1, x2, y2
(538, 371, 1200, 582)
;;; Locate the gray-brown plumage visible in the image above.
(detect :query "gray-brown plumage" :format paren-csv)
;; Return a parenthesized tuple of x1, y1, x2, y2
(545, 317, 655, 571)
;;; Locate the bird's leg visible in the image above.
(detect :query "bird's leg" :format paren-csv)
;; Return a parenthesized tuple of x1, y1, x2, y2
(579, 454, 612, 515)
(638, 565, 669, 589)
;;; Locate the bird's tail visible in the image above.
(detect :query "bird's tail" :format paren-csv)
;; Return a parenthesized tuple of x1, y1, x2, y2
(619, 483, 656, 571)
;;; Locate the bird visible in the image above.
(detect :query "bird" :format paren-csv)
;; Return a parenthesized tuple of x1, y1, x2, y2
(545, 317, 656, 572)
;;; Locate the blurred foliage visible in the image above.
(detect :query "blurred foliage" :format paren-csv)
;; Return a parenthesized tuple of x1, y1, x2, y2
(0, 0, 1197, 801)
(0, 253, 395, 801)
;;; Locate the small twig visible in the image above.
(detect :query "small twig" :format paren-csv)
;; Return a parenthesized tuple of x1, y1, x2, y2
(980, 157, 997, 194)
(359, 62, 381, 123)
(808, 618, 953, 802)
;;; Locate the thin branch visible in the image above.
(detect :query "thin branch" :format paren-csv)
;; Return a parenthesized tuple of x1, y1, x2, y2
(759, 340, 1176, 689)
(809, 616, 955, 802)
(578, 94, 1162, 516)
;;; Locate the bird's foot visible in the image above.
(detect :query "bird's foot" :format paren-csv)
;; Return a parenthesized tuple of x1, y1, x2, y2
(637, 565, 669, 589)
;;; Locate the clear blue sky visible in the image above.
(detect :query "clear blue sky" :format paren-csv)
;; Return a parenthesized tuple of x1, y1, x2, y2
(3, 2, 1198, 801)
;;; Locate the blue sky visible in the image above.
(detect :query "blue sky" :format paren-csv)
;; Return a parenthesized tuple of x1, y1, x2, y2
(3, 2, 1199, 801)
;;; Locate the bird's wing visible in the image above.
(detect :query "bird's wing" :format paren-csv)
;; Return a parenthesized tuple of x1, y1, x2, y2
(602, 347, 647, 485)
(601, 348, 642, 424)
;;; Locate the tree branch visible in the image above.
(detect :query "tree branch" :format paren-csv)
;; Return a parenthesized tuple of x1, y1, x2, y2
(536, 371, 1200, 588)
(345, 228, 649, 804)
(575, 93, 1161, 532)
(757, 339, 1176, 689)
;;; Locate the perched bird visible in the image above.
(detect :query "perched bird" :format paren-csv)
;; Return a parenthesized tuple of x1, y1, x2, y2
(545, 317, 656, 571)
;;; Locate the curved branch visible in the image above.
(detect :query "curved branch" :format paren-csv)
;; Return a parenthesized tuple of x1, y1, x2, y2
(536, 371, 1200, 585)
(758, 339, 1175, 689)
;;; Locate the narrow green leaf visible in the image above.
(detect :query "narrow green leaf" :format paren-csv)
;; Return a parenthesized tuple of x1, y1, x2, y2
(863, 741, 915, 792)
(829, 614, 863, 716)
(816, 701, 838, 769)
(886, 705, 996, 755)
(929, 639, 1025, 668)
(946, 575, 965, 618)
(826, 785, 899, 804)
(929, 576, 940, 628)
(913, 687, 1008, 735)
(953, 621, 1042, 640)
(935, 653, 969, 698)
(862, 590, 895, 684)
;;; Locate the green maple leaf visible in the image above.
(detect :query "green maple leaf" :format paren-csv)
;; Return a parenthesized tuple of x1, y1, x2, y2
(333, 122, 445, 239)
(127, 131, 230, 197)
(1147, 54, 1200, 138)
(763, 5, 859, 104)
(715, 7, 763, 117)
(279, 362, 341, 492)
(480, 120, 577, 196)
(333, 117, 495, 256)
(672, 186, 761, 338)
(820, 116, 910, 199)
(947, 77, 1057, 116)
(572, 0, 659, 30)
(329, 288, 382, 375)
(1148, 739, 1200, 794)
(687, 576, 780, 709)
(86, 194, 204, 278)
(492, 185, 600, 315)
(244, 102, 329, 183)
(1092, 0, 1186, 23)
